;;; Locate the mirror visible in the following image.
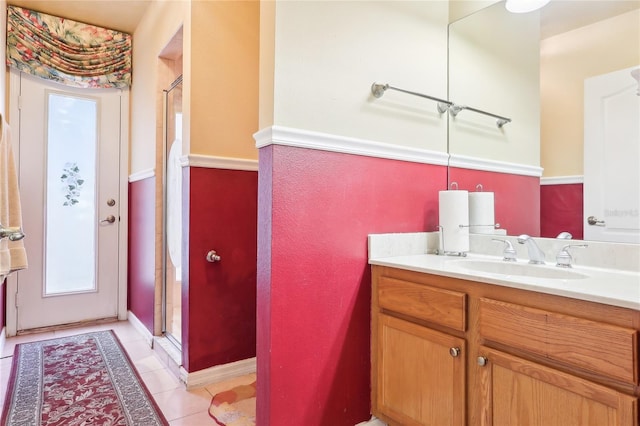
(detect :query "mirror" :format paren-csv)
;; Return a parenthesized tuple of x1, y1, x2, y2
(448, 0, 640, 243)
(448, 2, 540, 166)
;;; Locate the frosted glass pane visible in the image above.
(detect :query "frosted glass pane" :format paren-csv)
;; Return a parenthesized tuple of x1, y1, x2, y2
(45, 93, 97, 295)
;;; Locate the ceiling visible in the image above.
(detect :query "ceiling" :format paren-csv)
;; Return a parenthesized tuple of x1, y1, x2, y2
(541, 0, 640, 39)
(7, 0, 151, 34)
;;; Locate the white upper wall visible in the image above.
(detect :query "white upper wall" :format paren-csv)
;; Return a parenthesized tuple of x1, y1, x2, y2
(270, 1, 450, 153)
(448, 2, 541, 167)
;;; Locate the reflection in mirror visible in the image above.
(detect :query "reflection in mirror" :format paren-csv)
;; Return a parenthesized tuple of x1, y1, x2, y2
(448, 2, 540, 166)
(448, 0, 639, 243)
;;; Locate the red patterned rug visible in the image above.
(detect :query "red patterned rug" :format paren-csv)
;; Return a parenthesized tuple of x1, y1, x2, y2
(209, 381, 256, 426)
(1, 330, 168, 426)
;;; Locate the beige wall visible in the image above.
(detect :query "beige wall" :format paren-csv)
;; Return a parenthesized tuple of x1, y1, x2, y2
(1, 1, 7, 117)
(131, 0, 188, 174)
(131, 0, 259, 173)
(190, 1, 259, 160)
(540, 9, 640, 177)
(259, 0, 275, 130)
(264, 1, 449, 153)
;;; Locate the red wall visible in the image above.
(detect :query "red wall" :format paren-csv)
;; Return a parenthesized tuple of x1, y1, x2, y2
(257, 145, 448, 425)
(257, 146, 543, 425)
(540, 183, 583, 239)
(183, 167, 258, 372)
(449, 167, 541, 236)
(128, 177, 157, 333)
(128, 168, 258, 374)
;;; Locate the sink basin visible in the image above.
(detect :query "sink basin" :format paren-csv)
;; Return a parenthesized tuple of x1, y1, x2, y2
(451, 259, 589, 280)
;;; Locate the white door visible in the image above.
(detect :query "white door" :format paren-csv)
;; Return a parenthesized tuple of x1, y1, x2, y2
(584, 65, 640, 243)
(12, 72, 124, 332)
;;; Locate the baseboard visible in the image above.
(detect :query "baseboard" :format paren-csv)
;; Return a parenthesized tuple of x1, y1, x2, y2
(180, 357, 257, 390)
(126, 310, 154, 347)
(355, 416, 387, 426)
(126, 311, 255, 390)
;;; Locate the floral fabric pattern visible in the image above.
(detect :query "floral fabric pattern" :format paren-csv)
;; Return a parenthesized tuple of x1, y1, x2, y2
(6, 5, 131, 89)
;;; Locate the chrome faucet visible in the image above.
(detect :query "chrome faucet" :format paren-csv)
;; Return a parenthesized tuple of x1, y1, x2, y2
(556, 244, 588, 268)
(517, 234, 545, 264)
(492, 238, 517, 262)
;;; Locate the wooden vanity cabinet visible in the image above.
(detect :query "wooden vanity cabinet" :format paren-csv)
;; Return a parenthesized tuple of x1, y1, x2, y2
(375, 314, 466, 425)
(478, 346, 637, 426)
(371, 265, 640, 426)
(372, 270, 468, 425)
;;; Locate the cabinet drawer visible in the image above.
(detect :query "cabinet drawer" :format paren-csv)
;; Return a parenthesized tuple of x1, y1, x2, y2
(378, 276, 466, 331)
(479, 298, 638, 384)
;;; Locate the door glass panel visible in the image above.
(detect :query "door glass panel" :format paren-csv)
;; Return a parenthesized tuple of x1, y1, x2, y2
(164, 77, 183, 346)
(45, 92, 98, 295)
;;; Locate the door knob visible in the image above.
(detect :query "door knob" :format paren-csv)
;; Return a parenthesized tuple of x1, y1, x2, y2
(587, 216, 606, 226)
(100, 215, 116, 224)
(449, 347, 461, 357)
(477, 356, 488, 367)
(206, 250, 221, 262)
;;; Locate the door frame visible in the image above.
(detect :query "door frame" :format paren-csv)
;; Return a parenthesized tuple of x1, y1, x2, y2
(4, 70, 129, 337)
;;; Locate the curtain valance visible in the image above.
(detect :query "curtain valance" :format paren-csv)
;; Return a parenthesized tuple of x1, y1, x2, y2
(6, 5, 132, 89)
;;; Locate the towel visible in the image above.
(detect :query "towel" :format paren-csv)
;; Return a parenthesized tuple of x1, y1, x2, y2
(0, 114, 28, 277)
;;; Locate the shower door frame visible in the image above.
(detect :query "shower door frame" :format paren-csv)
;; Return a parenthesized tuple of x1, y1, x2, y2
(161, 75, 184, 348)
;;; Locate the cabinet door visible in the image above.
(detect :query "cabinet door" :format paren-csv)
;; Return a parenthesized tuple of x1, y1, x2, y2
(478, 346, 638, 426)
(375, 314, 466, 426)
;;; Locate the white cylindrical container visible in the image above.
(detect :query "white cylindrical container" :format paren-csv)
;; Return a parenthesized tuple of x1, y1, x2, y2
(469, 191, 495, 234)
(439, 190, 469, 254)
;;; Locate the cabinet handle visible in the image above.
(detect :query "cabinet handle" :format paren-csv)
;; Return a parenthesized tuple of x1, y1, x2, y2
(449, 347, 461, 357)
(477, 356, 488, 366)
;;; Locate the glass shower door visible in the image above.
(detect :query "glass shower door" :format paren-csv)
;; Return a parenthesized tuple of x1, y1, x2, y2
(163, 76, 183, 346)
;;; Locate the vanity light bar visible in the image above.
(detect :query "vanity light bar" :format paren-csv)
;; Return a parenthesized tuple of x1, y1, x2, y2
(371, 82, 512, 128)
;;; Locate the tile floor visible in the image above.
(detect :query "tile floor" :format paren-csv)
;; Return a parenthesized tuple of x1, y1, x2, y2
(0, 320, 256, 425)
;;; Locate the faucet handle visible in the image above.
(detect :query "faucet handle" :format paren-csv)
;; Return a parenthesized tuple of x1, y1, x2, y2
(556, 232, 573, 239)
(556, 244, 588, 268)
(492, 238, 517, 262)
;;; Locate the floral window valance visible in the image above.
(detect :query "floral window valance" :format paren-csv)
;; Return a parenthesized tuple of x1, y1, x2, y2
(6, 5, 131, 89)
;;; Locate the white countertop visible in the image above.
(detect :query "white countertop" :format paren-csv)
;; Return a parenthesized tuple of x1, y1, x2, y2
(369, 252, 640, 310)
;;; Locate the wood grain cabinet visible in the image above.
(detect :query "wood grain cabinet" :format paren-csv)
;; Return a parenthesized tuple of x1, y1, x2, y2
(478, 346, 637, 426)
(375, 314, 465, 425)
(371, 265, 640, 426)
